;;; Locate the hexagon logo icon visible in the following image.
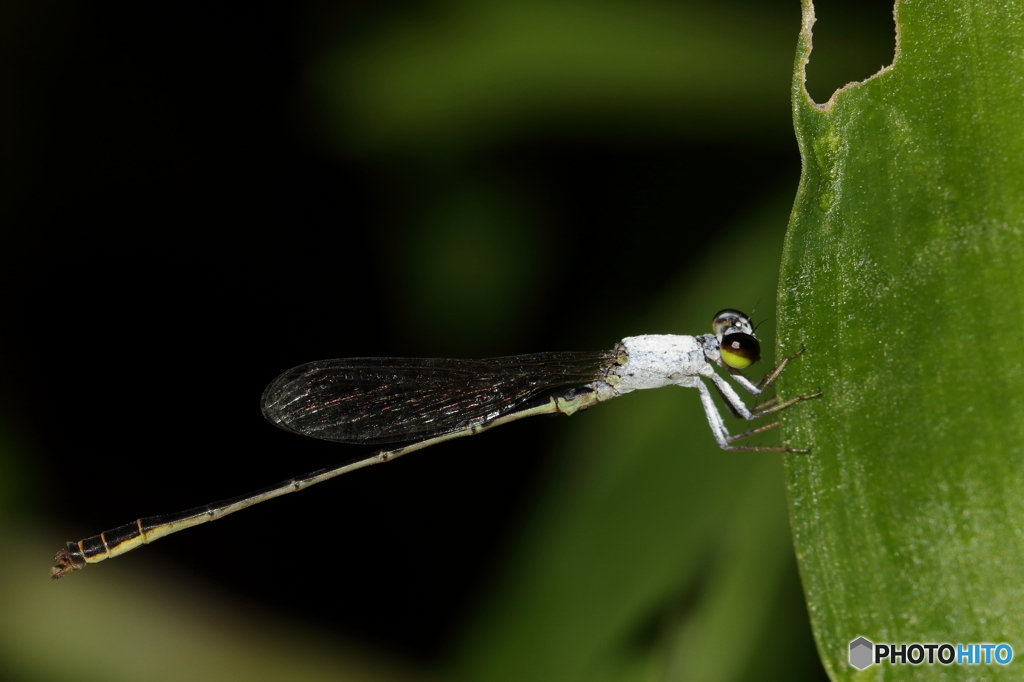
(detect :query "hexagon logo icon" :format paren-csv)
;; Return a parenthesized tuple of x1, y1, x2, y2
(850, 637, 874, 670)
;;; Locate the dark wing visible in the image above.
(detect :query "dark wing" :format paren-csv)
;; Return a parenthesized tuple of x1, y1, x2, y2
(260, 351, 616, 444)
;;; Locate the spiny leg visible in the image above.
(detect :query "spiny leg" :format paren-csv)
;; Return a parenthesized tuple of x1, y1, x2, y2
(699, 368, 819, 452)
(715, 390, 792, 419)
(723, 420, 810, 453)
(727, 347, 808, 397)
(711, 345, 820, 421)
(694, 380, 796, 452)
(726, 420, 780, 441)
(749, 391, 822, 419)
(712, 378, 747, 419)
(713, 378, 787, 419)
(753, 346, 807, 391)
(707, 372, 761, 420)
(727, 420, 811, 453)
(750, 396, 779, 413)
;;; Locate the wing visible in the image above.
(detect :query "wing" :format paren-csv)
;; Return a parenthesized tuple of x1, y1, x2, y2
(260, 351, 617, 444)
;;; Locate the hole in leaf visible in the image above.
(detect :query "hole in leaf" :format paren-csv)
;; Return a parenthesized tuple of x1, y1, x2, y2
(804, 0, 896, 104)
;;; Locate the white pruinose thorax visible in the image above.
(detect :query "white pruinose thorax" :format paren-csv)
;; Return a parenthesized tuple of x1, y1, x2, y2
(609, 334, 711, 394)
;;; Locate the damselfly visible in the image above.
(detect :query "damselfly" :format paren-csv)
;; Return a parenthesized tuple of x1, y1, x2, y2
(51, 309, 819, 578)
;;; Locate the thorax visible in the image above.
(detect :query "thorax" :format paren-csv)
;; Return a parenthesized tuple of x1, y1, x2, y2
(609, 334, 709, 393)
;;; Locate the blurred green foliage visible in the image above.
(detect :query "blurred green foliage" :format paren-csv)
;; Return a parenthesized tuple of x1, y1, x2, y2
(779, 0, 1024, 679)
(316, 0, 799, 154)
(393, 179, 544, 348)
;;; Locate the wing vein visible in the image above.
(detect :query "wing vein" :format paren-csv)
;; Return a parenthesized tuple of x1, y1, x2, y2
(260, 351, 616, 444)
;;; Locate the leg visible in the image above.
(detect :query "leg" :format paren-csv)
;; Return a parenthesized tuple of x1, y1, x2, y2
(728, 346, 808, 396)
(709, 349, 820, 422)
(696, 373, 818, 452)
(716, 391, 783, 419)
(748, 391, 821, 419)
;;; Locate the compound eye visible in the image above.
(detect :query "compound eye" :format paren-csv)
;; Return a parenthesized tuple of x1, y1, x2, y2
(720, 332, 760, 369)
(712, 309, 750, 337)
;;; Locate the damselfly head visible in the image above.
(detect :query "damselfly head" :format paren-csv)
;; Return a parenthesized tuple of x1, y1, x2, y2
(712, 309, 755, 339)
(712, 310, 760, 369)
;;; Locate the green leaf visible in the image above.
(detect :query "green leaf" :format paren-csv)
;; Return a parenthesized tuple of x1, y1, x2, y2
(778, 0, 1024, 679)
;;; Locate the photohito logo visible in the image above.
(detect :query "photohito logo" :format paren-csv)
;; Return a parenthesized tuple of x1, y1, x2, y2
(849, 637, 1013, 670)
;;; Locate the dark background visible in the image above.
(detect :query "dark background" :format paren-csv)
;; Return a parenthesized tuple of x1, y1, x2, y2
(0, 0, 894, 672)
